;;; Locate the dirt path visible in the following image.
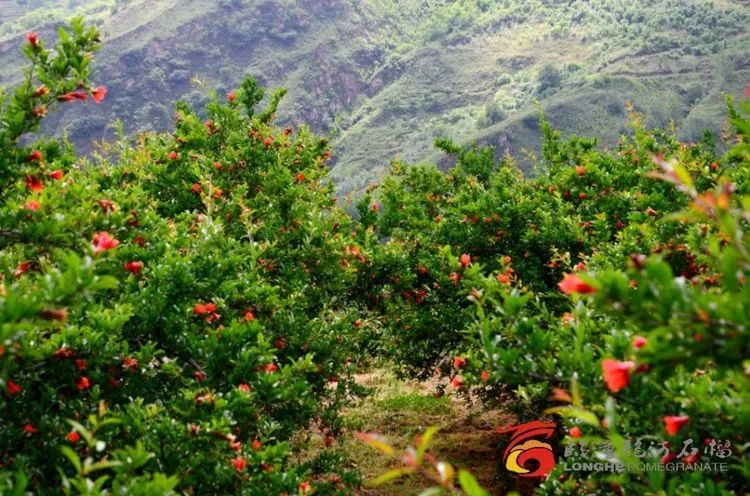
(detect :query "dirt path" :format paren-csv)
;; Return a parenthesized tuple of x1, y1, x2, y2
(337, 371, 515, 495)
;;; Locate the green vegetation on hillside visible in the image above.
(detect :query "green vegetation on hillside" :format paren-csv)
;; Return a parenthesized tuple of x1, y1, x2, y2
(0, 0, 747, 194)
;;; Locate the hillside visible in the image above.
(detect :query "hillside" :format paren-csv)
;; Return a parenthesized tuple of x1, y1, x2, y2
(1, 0, 748, 194)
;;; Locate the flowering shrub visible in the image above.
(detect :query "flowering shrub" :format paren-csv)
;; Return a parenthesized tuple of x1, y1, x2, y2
(0, 21, 364, 495)
(356, 108, 711, 379)
(359, 94, 750, 493)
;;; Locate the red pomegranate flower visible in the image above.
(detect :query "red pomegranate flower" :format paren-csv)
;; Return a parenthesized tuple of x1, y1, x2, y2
(481, 370, 490, 382)
(23, 424, 38, 434)
(227, 91, 237, 103)
(231, 456, 246, 472)
(194, 302, 216, 315)
(569, 426, 582, 439)
(48, 169, 64, 180)
(632, 336, 647, 349)
(66, 431, 80, 444)
(32, 85, 48, 97)
(76, 376, 91, 391)
(663, 416, 689, 436)
(25, 200, 40, 211)
(451, 376, 464, 389)
(123, 357, 138, 372)
(92, 86, 107, 104)
(238, 383, 251, 393)
(263, 363, 278, 373)
(14, 261, 32, 277)
(27, 32, 38, 48)
(58, 91, 85, 102)
(558, 273, 596, 295)
(194, 370, 206, 382)
(601, 359, 634, 393)
(25, 175, 43, 192)
(453, 356, 467, 369)
(576, 165, 585, 176)
(460, 253, 471, 268)
(92, 231, 119, 255)
(6, 380, 21, 397)
(124, 261, 144, 275)
(252, 438, 262, 450)
(53, 347, 73, 359)
(296, 173, 305, 183)
(661, 453, 676, 464)
(98, 199, 115, 213)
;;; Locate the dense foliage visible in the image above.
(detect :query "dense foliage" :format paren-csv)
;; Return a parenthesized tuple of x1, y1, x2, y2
(355, 89, 750, 494)
(0, 17, 748, 496)
(0, 22, 365, 495)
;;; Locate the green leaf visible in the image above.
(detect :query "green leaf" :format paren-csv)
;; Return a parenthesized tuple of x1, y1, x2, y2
(85, 459, 122, 475)
(10, 471, 27, 496)
(458, 470, 489, 496)
(416, 426, 439, 464)
(356, 432, 395, 456)
(544, 406, 600, 427)
(370, 468, 415, 487)
(60, 446, 82, 474)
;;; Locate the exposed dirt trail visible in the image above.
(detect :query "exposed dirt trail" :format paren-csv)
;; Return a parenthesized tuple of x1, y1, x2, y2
(339, 371, 517, 496)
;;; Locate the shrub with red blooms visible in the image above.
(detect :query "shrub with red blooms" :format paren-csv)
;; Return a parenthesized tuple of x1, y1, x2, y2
(355, 113, 693, 379)
(0, 18, 103, 189)
(357, 99, 750, 493)
(0, 21, 363, 495)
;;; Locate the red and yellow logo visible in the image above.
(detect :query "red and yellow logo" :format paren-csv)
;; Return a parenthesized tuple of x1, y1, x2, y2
(498, 420, 556, 478)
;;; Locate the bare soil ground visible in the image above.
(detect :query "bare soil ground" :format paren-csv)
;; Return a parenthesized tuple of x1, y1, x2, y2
(339, 371, 515, 495)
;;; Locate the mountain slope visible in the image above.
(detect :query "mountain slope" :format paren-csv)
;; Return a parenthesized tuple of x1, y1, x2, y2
(1, 0, 748, 193)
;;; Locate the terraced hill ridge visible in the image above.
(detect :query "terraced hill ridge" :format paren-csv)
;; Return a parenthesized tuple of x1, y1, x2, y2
(0, 0, 748, 193)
